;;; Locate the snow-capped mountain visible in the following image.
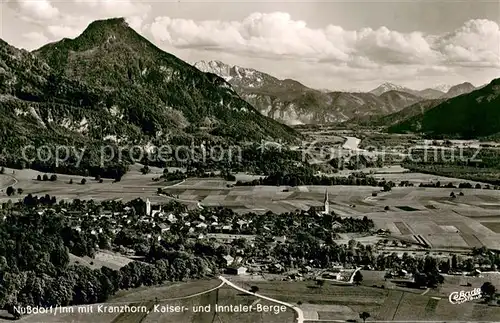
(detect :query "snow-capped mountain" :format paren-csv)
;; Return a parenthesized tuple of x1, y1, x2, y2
(433, 84, 453, 93)
(194, 60, 424, 125)
(194, 60, 271, 88)
(193, 60, 233, 80)
(370, 82, 473, 100)
(369, 83, 413, 96)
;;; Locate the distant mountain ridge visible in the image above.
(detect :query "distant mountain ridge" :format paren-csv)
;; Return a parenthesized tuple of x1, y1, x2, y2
(433, 84, 453, 93)
(194, 61, 424, 125)
(194, 61, 482, 125)
(369, 83, 414, 96)
(370, 82, 476, 100)
(441, 82, 476, 98)
(388, 78, 500, 138)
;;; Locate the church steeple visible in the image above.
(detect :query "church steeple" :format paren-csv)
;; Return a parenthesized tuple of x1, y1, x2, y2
(146, 198, 151, 216)
(323, 189, 329, 214)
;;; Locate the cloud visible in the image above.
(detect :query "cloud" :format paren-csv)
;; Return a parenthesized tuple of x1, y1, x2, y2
(22, 31, 50, 49)
(149, 12, 500, 69)
(150, 13, 350, 62)
(126, 16, 146, 33)
(6, 5, 498, 90)
(9, 0, 151, 41)
(433, 19, 500, 67)
(8, 0, 60, 21)
(73, 0, 151, 21)
(46, 25, 82, 39)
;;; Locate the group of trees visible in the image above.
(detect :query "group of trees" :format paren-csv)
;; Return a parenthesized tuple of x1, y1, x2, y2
(33, 173, 105, 186)
(37, 174, 58, 181)
(5, 186, 23, 197)
(481, 282, 497, 302)
(233, 169, 488, 193)
(67, 178, 87, 185)
(235, 171, 392, 188)
(403, 148, 500, 187)
(0, 210, 217, 318)
(22, 194, 57, 207)
(418, 181, 487, 190)
(158, 167, 236, 183)
(1, 147, 129, 182)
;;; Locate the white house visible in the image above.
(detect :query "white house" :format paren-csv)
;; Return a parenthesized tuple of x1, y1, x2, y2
(223, 255, 234, 266)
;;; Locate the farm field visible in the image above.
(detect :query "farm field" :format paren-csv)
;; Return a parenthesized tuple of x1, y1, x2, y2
(69, 250, 133, 270)
(110, 301, 154, 323)
(0, 166, 173, 205)
(230, 279, 500, 322)
(0, 174, 17, 190)
(5, 279, 296, 323)
(110, 279, 223, 303)
(359, 270, 500, 302)
(482, 222, 500, 233)
(3, 280, 224, 323)
(142, 286, 295, 323)
(3, 271, 500, 322)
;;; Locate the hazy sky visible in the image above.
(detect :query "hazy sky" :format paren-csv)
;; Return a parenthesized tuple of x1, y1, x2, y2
(1, 0, 499, 91)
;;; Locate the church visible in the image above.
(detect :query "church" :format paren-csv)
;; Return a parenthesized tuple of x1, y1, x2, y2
(307, 189, 330, 215)
(145, 198, 163, 217)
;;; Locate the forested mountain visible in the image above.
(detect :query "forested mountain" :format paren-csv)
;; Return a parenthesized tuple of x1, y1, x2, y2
(389, 78, 500, 138)
(440, 82, 476, 99)
(0, 18, 299, 159)
(345, 99, 446, 128)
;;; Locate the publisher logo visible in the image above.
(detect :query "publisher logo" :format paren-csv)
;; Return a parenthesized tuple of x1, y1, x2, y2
(448, 288, 482, 304)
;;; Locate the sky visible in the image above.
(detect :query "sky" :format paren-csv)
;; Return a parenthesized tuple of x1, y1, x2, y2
(1, 0, 499, 91)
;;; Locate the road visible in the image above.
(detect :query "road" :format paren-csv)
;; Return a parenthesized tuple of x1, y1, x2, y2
(219, 276, 305, 323)
(348, 267, 362, 284)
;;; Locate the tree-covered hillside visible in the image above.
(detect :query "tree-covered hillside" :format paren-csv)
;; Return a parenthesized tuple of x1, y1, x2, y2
(34, 18, 298, 143)
(389, 78, 500, 138)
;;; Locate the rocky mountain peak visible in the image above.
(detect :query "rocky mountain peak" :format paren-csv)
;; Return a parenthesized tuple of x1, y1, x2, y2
(369, 82, 409, 96)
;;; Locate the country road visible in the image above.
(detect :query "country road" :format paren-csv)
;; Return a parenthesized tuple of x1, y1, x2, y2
(219, 276, 305, 323)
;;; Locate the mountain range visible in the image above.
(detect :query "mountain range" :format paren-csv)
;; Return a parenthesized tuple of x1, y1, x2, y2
(388, 78, 500, 138)
(195, 61, 426, 125)
(346, 77, 500, 139)
(0, 15, 496, 163)
(194, 60, 478, 125)
(0, 17, 299, 159)
(368, 82, 476, 99)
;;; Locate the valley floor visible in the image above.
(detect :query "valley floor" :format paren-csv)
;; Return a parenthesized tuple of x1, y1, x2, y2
(1, 164, 500, 251)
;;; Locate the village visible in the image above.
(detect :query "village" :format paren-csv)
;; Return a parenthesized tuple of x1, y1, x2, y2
(6, 187, 498, 288)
